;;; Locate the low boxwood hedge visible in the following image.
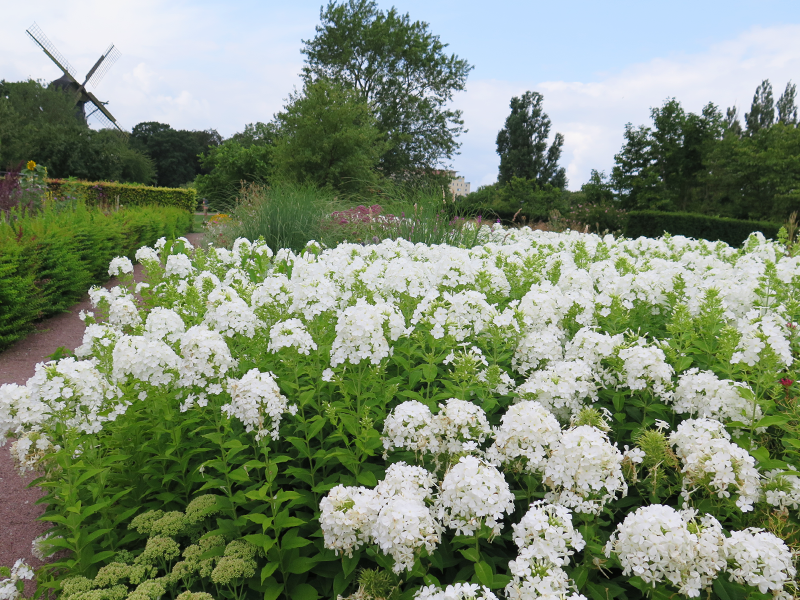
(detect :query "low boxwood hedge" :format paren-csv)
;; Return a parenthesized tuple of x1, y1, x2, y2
(624, 210, 782, 246)
(47, 179, 198, 212)
(0, 203, 192, 351)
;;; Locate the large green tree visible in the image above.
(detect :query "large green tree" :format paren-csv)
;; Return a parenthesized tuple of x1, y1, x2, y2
(130, 122, 220, 188)
(301, 0, 472, 177)
(195, 122, 278, 208)
(0, 79, 155, 183)
(271, 78, 386, 193)
(611, 98, 723, 211)
(496, 91, 566, 188)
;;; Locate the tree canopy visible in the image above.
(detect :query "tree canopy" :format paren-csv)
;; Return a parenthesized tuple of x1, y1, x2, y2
(301, 0, 472, 177)
(496, 91, 566, 188)
(130, 122, 221, 188)
(0, 79, 155, 184)
(271, 78, 386, 194)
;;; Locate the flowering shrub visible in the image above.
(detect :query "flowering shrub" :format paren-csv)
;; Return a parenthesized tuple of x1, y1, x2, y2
(2, 227, 800, 600)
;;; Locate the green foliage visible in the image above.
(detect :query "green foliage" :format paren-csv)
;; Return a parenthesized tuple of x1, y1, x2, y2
(210, 182, 335, 253)
(130, 122, 221, 188)
(496, 91, 566, 188)
(301, 0, 472, 176)
(461, 177, 568, 224)
(47, 179, 198, 212)
(271, 78, 387, 194)
(623, 210, 781, 246)
(0, 80, 156, 184)
(195, 123, 277, 211)
(0, 203, 191, 351)
(611, 99, 723, 212)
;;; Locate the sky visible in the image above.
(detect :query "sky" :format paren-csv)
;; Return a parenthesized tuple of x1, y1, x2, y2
(2, 0, 800, 190)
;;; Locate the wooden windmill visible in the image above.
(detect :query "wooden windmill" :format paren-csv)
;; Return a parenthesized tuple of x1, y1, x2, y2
(26, 22, 126, 135)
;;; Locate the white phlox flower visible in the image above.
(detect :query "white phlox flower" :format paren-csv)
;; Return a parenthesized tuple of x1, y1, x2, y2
(9, 431, 59, 475)
(512, 324, 565, 375)
(204, 286, 262, 338)
(75, 323, 119, 358)
(178, 325, 237, 388)
(222, 369, 290, 440)
(604, 505, 726, 597)
(144, 307, 187, 345)
(516, 360, 599, 421)
(504, 554, 586, 600)
(164, 253, 195, 278)
(372, 493, 441, 573)
(614, 340, 674, 401)
(414, 583, 498, 600)
(512, 501, 585, 566)
(763, 469, 800, 510)
(26, 358, 126, 434)
(722, 528, 796, 595)
(731, 311, 794, 368)
(485, 401, 561, 473)
(672, 368, 761, 425)
(543, 425, 627, 515)
(669, 418, 761, 512)
(435, 455, 515, 536)
(89, 286, 142, 328)
(108, 256, 134, 277)
(382, 400, 441, 457)
(267, 319, 317, 355)
(134, 245, 161, 264)
(330, 298, 409, 367)
(319, 485, 380, 558)
(112, 335, 181, 388)
(0, 559, 35, 600)
(435, 398, 492, 455)
(0, 384, 33, 444)
(375, 462, 437, 501)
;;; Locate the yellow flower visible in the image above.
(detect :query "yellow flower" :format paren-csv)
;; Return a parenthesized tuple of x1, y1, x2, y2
(26, 160, 36, 171)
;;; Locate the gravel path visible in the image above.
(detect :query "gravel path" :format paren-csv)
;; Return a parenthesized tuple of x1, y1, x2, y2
(0, 232, 204, 589)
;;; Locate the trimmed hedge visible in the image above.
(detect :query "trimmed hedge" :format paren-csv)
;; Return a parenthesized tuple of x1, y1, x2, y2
(47, 179, 198, 212)
(624, 210, 782, 247)
(0, 204, 192, 352)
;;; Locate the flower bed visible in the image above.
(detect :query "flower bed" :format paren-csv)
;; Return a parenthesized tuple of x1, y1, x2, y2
(2, 228, 800, 600)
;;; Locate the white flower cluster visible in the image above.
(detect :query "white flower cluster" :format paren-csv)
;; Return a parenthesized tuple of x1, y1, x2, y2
(670, 418, 761, 511)
(108, 256, 133, 277)
(763, 469, 800, 511)
(320, 462, 439, 573)
(672, 368, 760, 425)
(486, 401, 561, 473)
(516, 360, 599, 420)
(505, 554, 587, 600)
(722, 528, 796, 594)
(222, 369, 292, 441)
(112, 335, 180, 387)
(0, 559, 34, 600)
(543, 425, 627, 515)
(330, 298, 408, 367)
(414, 583, 497, 600)
(731, 311, 794, 368)
(435, 455, 515, 536)
(614, 340, 674, 401)
(604, 505, 726, 597)
(382, 398, 490, 458)
(267, 319, 317, 355)
(512, 502, 585, 566)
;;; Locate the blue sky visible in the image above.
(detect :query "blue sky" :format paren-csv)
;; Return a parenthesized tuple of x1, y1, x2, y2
(2, 0, 799, 190)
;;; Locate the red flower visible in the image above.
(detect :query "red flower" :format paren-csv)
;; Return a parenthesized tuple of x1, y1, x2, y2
(780, 378, 794, 387)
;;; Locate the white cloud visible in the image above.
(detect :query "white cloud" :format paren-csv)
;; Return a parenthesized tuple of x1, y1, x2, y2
(452, 24, 800, 190)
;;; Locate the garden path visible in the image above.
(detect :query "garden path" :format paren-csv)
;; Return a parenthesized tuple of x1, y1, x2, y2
(0, 232, 205, 590)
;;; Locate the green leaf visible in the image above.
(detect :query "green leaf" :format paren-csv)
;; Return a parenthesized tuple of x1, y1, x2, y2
(754, 415, 790, 429)
(286, 556, 318, 574)
(274, 510, 306, 530)
(245, 534, 275, 552)
(342, 552, 360, 577)
(261, 563, 279, 583)
(474, 561, 493, 587)
(492, 574, 512, 589)
(261, 576, 283, 600)
(281, 530, 311, 550)
(356, 470, 377, 486)
(89, 550, 115, 564)
(459, 548, 480, 562)
(289, 584, 319, 600)
(422, 363, 438, 382)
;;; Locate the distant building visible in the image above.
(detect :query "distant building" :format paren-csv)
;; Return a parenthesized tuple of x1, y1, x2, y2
(431, 169, 471, 197)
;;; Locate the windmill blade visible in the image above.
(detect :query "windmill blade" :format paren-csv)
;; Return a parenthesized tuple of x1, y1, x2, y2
(85, 91, 127, 137)
(26, 22, 78, 82)
(86, 44, 121, 88)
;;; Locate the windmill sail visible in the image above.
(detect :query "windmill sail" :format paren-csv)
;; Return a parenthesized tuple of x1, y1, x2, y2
(26, 22, 127, 136)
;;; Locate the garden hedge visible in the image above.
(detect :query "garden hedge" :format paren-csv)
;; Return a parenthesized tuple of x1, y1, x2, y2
(47, 179, 198, 212)
(0, 204, 192, 351)
(624, 210, 782, 246)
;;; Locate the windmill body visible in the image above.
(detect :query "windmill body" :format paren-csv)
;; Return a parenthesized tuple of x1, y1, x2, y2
(26, 22, 126, 135)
